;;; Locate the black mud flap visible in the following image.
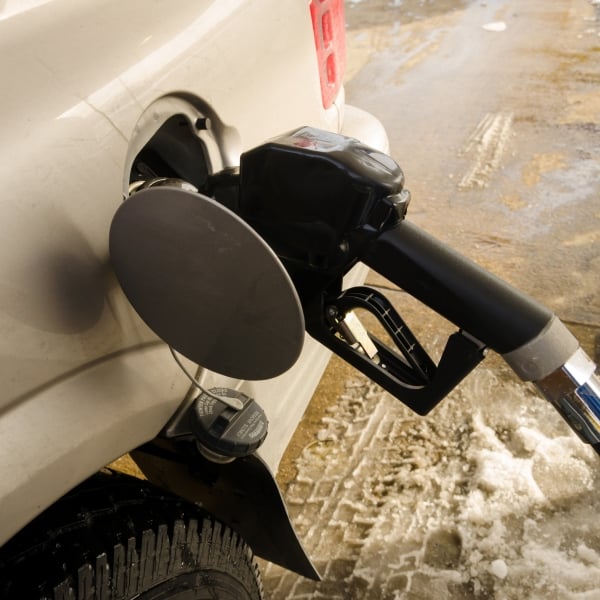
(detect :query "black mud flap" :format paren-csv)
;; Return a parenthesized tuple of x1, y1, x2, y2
(131, 440, 320, 580)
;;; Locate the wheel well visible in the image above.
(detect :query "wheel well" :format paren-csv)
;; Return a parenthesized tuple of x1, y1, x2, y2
(130, 440, 320, 580)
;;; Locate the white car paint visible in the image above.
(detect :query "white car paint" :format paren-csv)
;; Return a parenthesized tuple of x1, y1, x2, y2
(0, 0, 388, 546)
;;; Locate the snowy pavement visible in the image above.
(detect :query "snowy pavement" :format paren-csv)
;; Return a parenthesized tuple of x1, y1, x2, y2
(262, 352, 600, 599)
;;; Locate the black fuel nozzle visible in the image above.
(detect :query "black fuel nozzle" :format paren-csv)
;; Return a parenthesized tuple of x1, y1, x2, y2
(236, 127, 600, 451)
(237, 127, 490, 414)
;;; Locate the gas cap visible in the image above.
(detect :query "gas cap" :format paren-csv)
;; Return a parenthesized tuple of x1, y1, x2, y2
(191, 388, 268, 462)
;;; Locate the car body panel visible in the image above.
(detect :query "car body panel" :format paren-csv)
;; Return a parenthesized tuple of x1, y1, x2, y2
(0, 0, 388, 547)
(0, 0, 336, 408)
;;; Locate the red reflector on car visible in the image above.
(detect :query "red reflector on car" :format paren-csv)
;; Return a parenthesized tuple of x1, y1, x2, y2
(310, 0, 346, 109)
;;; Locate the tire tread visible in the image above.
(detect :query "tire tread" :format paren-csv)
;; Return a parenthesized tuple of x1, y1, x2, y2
(0, 471, 264, 600)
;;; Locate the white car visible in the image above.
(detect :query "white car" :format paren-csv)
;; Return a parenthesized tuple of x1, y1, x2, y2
(2, 1, 599, 598)
(0, 0, 389, 597)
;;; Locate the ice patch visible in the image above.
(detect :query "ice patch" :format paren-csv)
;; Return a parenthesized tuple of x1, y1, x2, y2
(577, 543, 600, 566)
(468, 413, 546, 501)
(483, 21, 507, 32)
(489, 559, 508, 579)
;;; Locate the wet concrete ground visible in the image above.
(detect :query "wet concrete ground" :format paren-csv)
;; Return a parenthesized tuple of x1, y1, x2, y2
(346, 0, 600, 327)
(263, 0, 600, 598)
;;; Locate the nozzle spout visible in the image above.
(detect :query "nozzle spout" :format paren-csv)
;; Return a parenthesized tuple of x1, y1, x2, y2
(535, 348, 600, 450)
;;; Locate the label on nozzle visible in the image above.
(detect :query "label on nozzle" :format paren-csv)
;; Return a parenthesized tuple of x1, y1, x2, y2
(576, 381, 600, 422)
(558, 380, 600, 445)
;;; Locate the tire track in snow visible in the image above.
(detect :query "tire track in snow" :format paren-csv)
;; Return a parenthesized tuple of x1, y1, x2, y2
(459, 112, 514, 189)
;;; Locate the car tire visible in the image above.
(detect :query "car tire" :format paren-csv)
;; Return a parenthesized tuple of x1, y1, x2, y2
(0, 470, 264, 599)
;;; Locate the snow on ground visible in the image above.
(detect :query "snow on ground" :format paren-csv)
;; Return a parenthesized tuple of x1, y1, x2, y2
(358, 371, 600, 598)
(263, 358, 600, 599)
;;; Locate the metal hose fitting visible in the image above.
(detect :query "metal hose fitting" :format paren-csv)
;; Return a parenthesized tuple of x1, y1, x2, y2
(536, 348, 600, 447)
